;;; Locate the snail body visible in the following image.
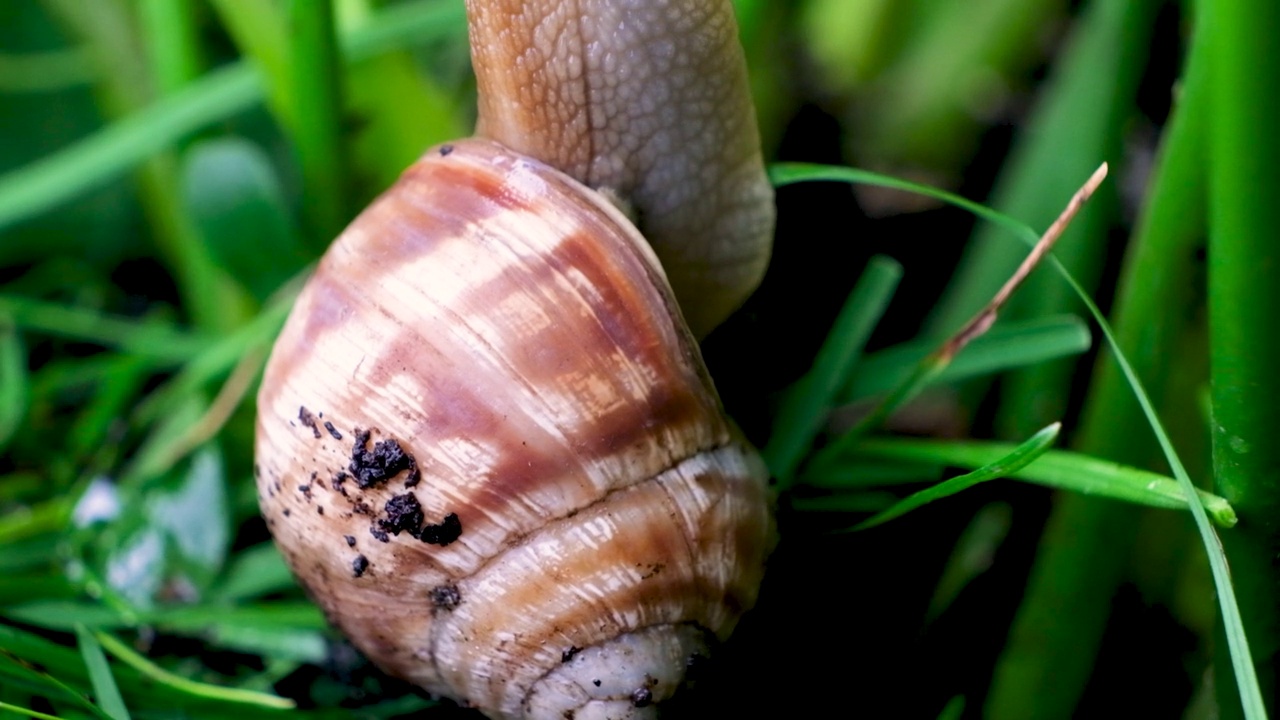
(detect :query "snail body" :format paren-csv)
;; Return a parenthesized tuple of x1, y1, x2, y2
(255, 1, 775, 717)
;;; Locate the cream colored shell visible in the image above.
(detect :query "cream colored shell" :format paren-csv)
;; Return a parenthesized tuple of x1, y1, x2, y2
(255, 139, 774, 719)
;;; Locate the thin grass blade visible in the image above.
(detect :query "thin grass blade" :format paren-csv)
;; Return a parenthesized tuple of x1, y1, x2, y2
(93, 631, 294, 710)
(831, 437, 1235, 526)
(851, 423, 1060, 530)
(764, 255, 901, 486)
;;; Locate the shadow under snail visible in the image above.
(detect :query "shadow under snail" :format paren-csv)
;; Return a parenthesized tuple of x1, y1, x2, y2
(254, 1, 776, 717)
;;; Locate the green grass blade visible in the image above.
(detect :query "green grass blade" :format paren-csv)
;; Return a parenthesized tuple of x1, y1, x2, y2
(74, 624, 130, 720)
(0, 1, 465, 236)
(1207, 0, 1280, 714)
(851, 423, 1060, 530)
(137, 0, 203, 95)
(831, 437, 1235, 526)
(0, 49, 93, 92)
(844, 314, 1091, 401)
(0, 63, 260, 232)
(0, 296, 210, 362)
(764, 255, 902, 487)
(93, 631, 294, 710)
(0, 313, 27, 452)
(340, 0, 466, 59)
(0, 625, 115, 718)
(925, 0, 1154, 344)
(0, 702, 70, 720)
(286, 0, 348, 242)
(132, 279, 296, 425)
(987, 4, 1213, 714)
(771, 159, 1266, 714)
(937, 696, 966, 720)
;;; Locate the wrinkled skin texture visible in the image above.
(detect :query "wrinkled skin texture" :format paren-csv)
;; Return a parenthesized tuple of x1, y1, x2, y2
(468, 0, 775, 337)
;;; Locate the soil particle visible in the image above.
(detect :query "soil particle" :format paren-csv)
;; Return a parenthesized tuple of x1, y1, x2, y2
(631, 687, 653, 708)
(592, 679, 601, 687)
(370, 527, 390, 543)
(352, 555, 369, 577)
(420, 513, 462, 546)
(429, 584, 461, 610)
(282, 508, 292, 517)
(298, 406, 322, 438)
(561, 646, 581, 663)
(323, 421, 343, 440)
(344, 535, 357, 547)
(349, 429, 417, 489)
(379, 493, 425, 537)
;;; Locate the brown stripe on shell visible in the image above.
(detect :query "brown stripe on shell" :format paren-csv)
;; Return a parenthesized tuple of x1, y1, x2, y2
(430, 444, 770, 715)
(284, 139, 726, 551)
(253, 138, 774, 713)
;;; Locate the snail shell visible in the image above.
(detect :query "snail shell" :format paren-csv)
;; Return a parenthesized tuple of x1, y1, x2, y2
(255, 138, 774, 718)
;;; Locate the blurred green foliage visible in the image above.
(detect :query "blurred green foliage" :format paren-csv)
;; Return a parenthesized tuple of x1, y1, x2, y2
(1, 0, 1277, 718)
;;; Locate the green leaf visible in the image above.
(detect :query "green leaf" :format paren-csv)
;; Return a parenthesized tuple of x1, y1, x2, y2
(180, 138, 306, 302)
(74, 624, 130, 720)
(84, 441, 231, 610)
(212, 543, 298, 602)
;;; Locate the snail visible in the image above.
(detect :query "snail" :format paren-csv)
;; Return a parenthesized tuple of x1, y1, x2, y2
(254, 1, 775, 718)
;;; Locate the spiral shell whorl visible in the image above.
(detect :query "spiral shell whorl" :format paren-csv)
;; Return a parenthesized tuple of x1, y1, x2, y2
(255, 139, 773, 718)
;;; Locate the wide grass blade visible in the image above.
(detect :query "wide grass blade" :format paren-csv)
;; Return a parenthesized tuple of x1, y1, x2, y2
(74, 624, 130, 720)
(285, 0, 347, 241)
(1207, 0, 1280, 714)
